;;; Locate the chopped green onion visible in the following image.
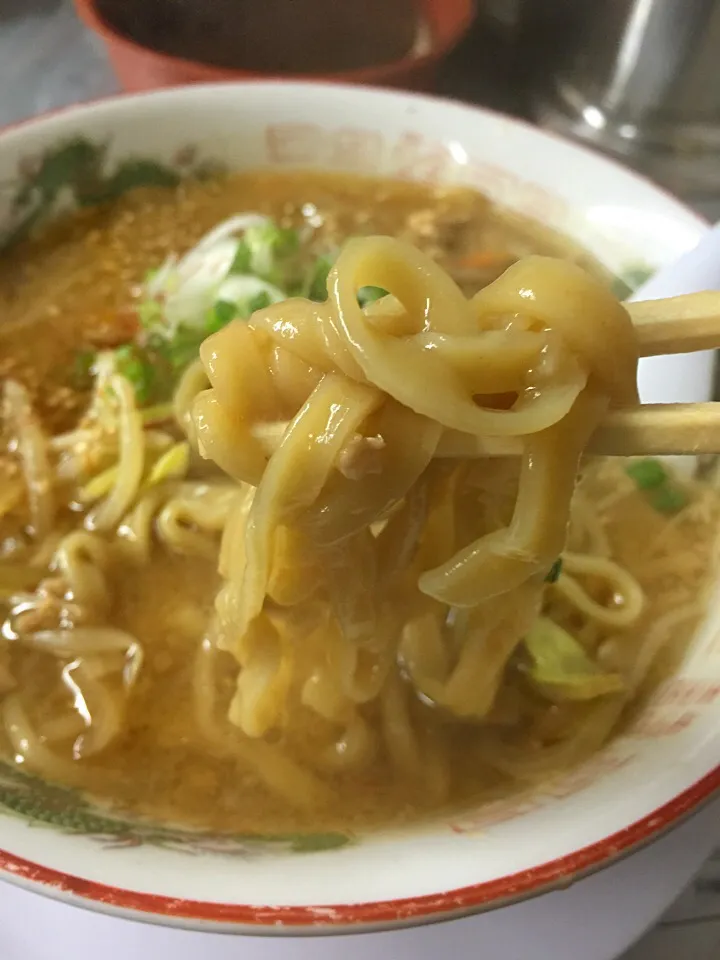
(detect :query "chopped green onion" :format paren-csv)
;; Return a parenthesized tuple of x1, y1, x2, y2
(358, 285, 389, 306)
(206, 289, 275, 333)
(523, 617, 624, 702)
(626, 457, 689, 514)
(137, 298, 164, 330)
(149, 326, 204, 374)
(626, 458, 667, 490)
(245, 223, 300, 281)
(305, 254, 334, 301)
(72, 350, 96, 389)
(207, 299, 237, 333)
(229, 239, 252, 275)
(647, 485, 689, 515)
(113, 344, 156, 406)
(247, 290, 272, 313)
(285, 279, 306, 297)
(545, 558, 563, 584)
(253, 224, 299, 257)
(278, 227, 300, 255)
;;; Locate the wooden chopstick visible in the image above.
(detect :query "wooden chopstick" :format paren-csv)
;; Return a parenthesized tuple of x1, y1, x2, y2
(253, 293, 720, 461)
(628, 292, 720, 356)
(436, 294, 720, 457)
(257, 404, 720, 460)
(436, 404, 720, 459)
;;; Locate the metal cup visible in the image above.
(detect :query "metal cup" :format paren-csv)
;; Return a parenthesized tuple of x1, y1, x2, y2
(523, 0, 720, 208)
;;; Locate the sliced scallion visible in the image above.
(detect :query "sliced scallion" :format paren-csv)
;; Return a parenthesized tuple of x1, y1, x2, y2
(245, 223, 300, 281)
(113, 344, 155, 406)
(647, 485, 689, 515)
(228, 238, 252, 275)
(625, 458, 667, 490)
(247, 290, 272, 313)
(626, 457, 689, 514)
(137, 298, 164, 330)
(207, 300, 237, 333)
(358, 285, 389, 306)
(72, 350, 96, 389)
(545, 558, 563, 584)
(305, 254, 334, 302)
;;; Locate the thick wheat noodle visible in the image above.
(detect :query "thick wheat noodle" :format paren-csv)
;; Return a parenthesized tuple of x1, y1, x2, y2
(627, 605, 705, 694)
(2, 640, 134, 770)
(53, 531, 111, 613)
(479, 698, 626, 783)
(156, 484, 239, 560)
(192, 634, 329, 808)
(117, 486, 169, 562)
(60, 661, 124, 756)
(554, 553, 645, 628)
(174, 358, 209, 448)
(191, 237, 644, 754)
(116, 481, 239, 562)
(2, 695, 80, 781)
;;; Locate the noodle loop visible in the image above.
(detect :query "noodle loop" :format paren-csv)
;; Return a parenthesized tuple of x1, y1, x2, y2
(193, 237, 640, 743)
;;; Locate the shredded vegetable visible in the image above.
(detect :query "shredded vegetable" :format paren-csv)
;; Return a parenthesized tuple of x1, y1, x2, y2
(146, 441, 190, 487)
(78, 465, 119, 503)
(523, 617, 624, 702)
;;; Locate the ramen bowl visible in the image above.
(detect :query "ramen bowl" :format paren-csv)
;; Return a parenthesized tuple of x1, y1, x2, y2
(0, 82, 718, 934)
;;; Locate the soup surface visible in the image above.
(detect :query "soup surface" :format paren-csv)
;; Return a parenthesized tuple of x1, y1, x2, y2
(0, 171, 716, 835)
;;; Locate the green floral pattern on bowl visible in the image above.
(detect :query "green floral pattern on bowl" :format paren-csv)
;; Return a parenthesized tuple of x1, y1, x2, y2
(0, 135, 224, 252)
(0, 764, 350, 856)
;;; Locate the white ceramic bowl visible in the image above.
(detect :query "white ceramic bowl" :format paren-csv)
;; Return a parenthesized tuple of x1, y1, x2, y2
(0, 82, 717, 935)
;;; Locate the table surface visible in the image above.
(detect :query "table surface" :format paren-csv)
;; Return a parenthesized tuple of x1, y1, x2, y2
(0, 3, 719, 958)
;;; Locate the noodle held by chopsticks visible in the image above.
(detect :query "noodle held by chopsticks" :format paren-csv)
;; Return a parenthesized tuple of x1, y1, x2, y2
(192, 237, 640, 738)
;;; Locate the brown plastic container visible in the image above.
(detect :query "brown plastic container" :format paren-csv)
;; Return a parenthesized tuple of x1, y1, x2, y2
(74, 0, 474, 93)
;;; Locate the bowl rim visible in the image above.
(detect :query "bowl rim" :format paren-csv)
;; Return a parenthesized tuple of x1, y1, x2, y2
(1, 769, 719, 931)
(73, 0, 476, 85)
(0, 79, 716, 932)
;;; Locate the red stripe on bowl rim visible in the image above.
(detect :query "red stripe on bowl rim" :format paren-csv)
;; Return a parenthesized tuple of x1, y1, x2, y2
(0, 765, 718, 930)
